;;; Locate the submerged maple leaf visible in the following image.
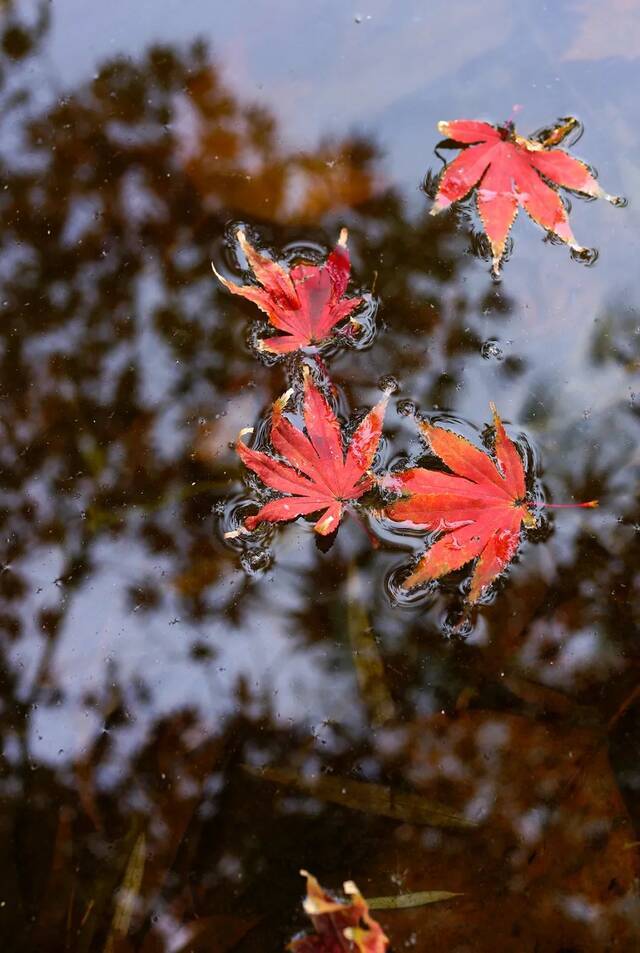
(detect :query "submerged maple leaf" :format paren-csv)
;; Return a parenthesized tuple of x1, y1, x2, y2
(234, 369, 387, 536)
(289, 870, 389, 953)
(212, 228, 362, 353)
(431, 117, 621, 273)
(383, 404, 596, 603)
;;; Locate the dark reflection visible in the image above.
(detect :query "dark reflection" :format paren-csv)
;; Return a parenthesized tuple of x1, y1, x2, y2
(0, 6, 639, 952)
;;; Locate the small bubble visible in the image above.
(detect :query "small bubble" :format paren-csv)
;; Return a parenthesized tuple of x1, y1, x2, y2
(570, 245, 599, 267)
(442, 611, 473, 639)
(377, 374, 399, 394)
(354, 14, 363, 22)
(240, 549, 272, 575)
(397, 399, 416, 418)
(481, 339, 504, 361)
(582, 408, 592, 420)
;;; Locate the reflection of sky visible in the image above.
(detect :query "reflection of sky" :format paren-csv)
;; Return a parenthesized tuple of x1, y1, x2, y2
(46, 0, 640, 421)
(20, 532, 368, 766)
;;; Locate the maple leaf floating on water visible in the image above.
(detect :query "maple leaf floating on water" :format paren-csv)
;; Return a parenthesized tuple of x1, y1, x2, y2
(383, 404, 597, 604)
(289, 870, 389, 953)
(431, 116, 622, 274)
(212, 228, 363, 353)
(234, 368, 387, 536)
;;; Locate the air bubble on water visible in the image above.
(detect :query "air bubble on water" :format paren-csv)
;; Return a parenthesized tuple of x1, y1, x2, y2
(442, 610, 473, 640)
(397, 399, 416, 418)
(611, 195, 628, 208)
(582, 408, 592, 420)
(240, 549, 272, 575)
(354, 14, 363, 22)
(481, 339, 504, 361)
(378, 374, 399, 394)
(570, 245, 599, 267)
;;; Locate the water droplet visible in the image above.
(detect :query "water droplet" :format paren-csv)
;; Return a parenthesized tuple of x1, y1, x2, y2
(397, 399, 416, 418)
(442, 610, 473, 640)
(240, 549, 272, 575)
(481, 339, 504, 361)
(354, 14, 363, 22)
(377, 374, 399, 394)
(570, 245, 599, 267)
(611, 194, 628, 208)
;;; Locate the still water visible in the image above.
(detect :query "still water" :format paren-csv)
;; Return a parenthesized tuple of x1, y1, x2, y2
(1, 1, 639, 950)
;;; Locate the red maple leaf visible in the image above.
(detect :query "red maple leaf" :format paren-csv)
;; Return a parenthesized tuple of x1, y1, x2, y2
(383, 404, 597, 604)
(431, 117, 621, 273)
(234, 369, 387, 536)
(213, 228, 362, 353)
(289, 870, 389, 953)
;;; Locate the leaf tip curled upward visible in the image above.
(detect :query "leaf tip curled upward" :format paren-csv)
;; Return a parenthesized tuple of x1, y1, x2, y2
(315, 511, 337, 534)
(416, 418, 435, 445)
(238, 426, 254, 441)
(489, 401, 503, 428)
(211, 260, 229, 287)
(338, 227, 349, 247)
(223, 527, 246, 539)
(490, 248, 503, 278)
(274, 388, 294, 413)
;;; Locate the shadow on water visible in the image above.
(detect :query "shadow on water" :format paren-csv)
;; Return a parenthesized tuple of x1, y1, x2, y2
(0, 2, 639, 950)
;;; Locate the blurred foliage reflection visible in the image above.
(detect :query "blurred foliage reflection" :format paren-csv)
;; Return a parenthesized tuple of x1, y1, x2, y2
(0, 3, 639, 951)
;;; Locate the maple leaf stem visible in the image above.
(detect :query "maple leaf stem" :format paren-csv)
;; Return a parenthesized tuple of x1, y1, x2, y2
(537, 501, 598, 509)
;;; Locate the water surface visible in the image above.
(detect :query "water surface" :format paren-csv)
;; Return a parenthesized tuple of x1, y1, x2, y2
(1, 1, 639, 950)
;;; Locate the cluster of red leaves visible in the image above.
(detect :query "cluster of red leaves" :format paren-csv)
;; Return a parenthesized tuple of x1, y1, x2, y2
(234, 368, 388, 536)
(217, 115, 609, 600)
(431, 117, 620, 273)
(289, 871, 388, 953)
(213, 227, 362, 353)
(232, 387, 596, 603)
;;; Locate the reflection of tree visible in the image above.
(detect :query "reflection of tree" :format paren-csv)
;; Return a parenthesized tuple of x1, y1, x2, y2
(590, 301, 640, 376)
(0, 8, 638, 953)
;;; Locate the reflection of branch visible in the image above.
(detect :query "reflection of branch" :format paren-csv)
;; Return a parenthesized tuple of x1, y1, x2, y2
(607, 680, 640, 733)
(25, 528, 93, 707)
(85, 478, 228, 532)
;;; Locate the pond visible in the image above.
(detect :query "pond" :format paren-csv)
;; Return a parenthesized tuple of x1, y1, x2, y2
(1, 1, 639, 950)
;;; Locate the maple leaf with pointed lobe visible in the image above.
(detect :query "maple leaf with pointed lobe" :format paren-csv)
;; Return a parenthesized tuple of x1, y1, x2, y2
(383, 404, 596, 604)
(431, 116, 621, 273)
(213, 228, 362, 353)
(234, 369, 387, 536)
(289, 870, 389, 953)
